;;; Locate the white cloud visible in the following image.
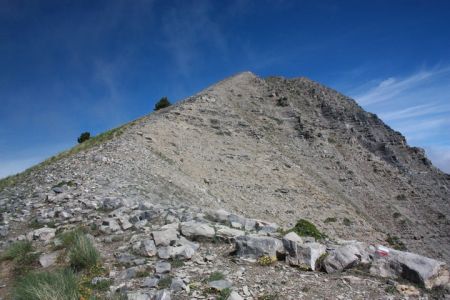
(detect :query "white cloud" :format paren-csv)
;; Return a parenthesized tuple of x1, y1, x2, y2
(380, 103, 450, 121)
(354, 70, 433, 105)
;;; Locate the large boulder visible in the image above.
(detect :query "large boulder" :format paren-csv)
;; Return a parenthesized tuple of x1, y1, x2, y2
(234, 235, 284, 259)
(180, 221, 215, 240)
(323, 241, 372, 273)
(370, 246, 450, 289)
(282, 232, 326, 271)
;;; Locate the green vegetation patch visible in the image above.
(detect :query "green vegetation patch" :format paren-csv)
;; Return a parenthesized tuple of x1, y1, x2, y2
(288, 219, 326, 240)
(207, 271, 225, 282)
(13, 269, 80, 300)
(69, 232, 100, 271)
(0, 240, 39, 274)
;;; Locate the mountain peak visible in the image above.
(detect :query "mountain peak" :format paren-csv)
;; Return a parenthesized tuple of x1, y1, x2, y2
(1, 72, 449, 299)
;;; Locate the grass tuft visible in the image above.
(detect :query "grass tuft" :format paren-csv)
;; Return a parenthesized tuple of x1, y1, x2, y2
(0, 240, 38, 274)
(1, 240, 34, 262)
(68, 232, 100, 271)
(207, 271, 225, 282)
(13, 269, 80, 300)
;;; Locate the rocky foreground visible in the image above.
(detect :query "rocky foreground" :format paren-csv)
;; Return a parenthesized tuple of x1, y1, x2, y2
(1, 181, 449, 299)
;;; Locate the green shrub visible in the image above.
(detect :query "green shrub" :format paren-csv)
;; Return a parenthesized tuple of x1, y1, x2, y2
(77, 132, 91, 144)
(13, 269, 80, 300)
(68, 232, 100, 270)
(289, 219, 326, 240)
(154, 97, 171, 111)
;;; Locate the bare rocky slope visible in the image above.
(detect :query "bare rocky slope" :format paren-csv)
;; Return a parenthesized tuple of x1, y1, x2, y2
(1, 72, 449, 299)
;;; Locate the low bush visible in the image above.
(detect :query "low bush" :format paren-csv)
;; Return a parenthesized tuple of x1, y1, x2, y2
(13, 269, 80, 300)
(289, 219, 326, 240)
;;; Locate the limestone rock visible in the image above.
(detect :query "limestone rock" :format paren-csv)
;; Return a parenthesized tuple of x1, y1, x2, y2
(370, 247, 450, 289)
(152, 229, 179, 246)
(323, 241, 371, 273)
(180, 221, 215, 240)
(234, 235, 284, 259)
(283, 233, 326, 271)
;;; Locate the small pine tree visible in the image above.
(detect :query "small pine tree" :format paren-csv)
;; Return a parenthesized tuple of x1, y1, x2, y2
(154, 97, 171, 111)
(77, 132, 90, 144)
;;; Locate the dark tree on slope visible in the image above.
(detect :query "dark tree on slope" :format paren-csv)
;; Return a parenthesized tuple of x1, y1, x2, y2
(154, 97, 171, 111)
(77, 132, 90, 144)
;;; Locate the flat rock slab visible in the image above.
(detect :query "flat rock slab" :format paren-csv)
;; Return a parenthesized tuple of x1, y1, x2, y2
(208, 279, 233, 291)
(180, 221, 215, 240)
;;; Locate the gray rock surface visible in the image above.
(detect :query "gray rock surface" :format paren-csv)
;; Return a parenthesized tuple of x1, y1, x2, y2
(234, 235, 284, 259)
(180, 221, 215, 240)
(323, 241, 372, 273)
(370, 247, 450, 289)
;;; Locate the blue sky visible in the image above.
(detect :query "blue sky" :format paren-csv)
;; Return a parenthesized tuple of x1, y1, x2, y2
(1, 0, 449, 178)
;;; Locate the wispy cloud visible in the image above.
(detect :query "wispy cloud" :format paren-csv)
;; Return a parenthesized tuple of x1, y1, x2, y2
(354, 70, 433, 105)
(351, 65, 450, 173)
(380, 103, 450, 121)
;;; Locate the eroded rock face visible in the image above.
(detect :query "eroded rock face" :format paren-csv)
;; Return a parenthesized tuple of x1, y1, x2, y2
(370, 247, 450, 289)
(234, 235, 284, 259)
(283, 239, 326, 271)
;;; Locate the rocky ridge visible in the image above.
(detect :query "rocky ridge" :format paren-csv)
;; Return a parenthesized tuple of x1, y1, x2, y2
(1, 71, 450, 299)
